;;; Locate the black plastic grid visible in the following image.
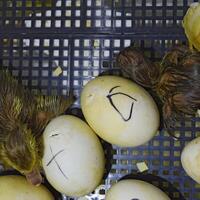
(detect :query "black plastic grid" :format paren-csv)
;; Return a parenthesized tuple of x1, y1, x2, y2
(0, 0, 199, 34)
(1, 34, 71, 95)
(1, 1, 200, 200)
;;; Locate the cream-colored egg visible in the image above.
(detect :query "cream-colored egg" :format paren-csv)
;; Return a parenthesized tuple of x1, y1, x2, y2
(106, 180, 171, 200)
(181, 137, 200, 183)
(81, 76, 160, 147)
(42, 115, 105, 197)
(0, 175, 54, 200)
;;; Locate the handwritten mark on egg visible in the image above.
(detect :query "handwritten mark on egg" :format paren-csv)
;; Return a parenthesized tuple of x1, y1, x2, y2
(131, 199, 140, 200)
(47, 145, 68, 180)
(106, 86, 137, 121)
(49, 132, 62, 138)
(50, 133, 59, 137)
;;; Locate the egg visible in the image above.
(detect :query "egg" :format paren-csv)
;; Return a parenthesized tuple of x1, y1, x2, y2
(106, 179, 171, 200)
(0, 175, 54, 200)
(181, 137, 200, 183)
(81, 76, 160, 147)
(42, 115, 105, 197)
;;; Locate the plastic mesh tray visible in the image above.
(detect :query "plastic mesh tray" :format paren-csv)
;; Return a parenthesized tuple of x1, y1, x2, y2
(1, 1, 200, 200)
(0, 0, 196, 34)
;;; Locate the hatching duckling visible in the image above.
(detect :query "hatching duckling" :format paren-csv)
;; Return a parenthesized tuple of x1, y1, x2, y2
(0, 70, 74, 185)
(117, 45, 200, 137)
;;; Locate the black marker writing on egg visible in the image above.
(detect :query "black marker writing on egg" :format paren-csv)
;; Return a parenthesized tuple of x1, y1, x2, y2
(131, 199, 140, 200)
(106, 86, 137, 121)
(46, 145, 68, 180)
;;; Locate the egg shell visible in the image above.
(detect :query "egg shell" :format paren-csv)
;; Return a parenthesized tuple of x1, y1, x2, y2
(181, 137, 200, 183)
(106, 179, 171, 200)
(81, 76, 160, 147)
(0, 175, 54, 200)
(42, 115, 105, 197)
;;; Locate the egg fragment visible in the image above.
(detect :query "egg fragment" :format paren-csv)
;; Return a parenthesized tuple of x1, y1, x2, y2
(0, 175, 54, 200)
(42, 115, 105, 197)
(181, 137, 200, 183)
(81, 76, 160, 147)
(106, 179, 171, 200)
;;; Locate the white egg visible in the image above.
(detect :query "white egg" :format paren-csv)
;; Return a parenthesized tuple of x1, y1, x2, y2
(0, 175, 54, 200)
(81, 76, 160, 147)
(42, 115, 105, 197)
(181, 137, 200, 183)
(106, 179, 171, 200)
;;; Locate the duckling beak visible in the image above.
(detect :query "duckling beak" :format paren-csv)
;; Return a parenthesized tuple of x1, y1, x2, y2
(25, 169, 43, 186)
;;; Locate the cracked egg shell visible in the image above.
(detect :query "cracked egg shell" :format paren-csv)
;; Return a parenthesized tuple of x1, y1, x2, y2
(106, 179, 171, 200)
(42, 115, 105, 197)
(81, 76, 160, 147)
